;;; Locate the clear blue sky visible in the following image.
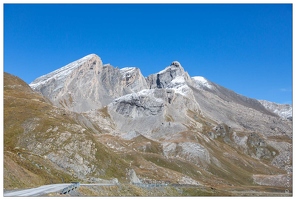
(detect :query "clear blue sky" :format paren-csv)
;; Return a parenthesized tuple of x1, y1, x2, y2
(4, 4, 292, 104)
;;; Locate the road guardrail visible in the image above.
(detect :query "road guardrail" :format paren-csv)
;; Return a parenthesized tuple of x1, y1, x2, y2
(60, 182, 80, 195)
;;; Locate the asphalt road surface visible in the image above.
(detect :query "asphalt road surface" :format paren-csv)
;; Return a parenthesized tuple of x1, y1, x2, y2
(4, 184, 72, 197)
(3, 183, 116, 197)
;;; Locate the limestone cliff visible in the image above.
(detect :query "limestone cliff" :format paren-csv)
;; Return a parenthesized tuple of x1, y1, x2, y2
(30, 54, 148, 112)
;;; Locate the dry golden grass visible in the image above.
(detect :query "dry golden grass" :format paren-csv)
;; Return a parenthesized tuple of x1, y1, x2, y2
(3, 73, 129, 189)
(3, 73, 290, 196)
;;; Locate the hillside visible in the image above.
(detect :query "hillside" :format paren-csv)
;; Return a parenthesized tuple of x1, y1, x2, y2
(3, 54, 293, 196)
(4, 72, 129, 189)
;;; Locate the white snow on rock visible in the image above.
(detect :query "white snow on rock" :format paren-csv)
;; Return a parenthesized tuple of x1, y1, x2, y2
(157, 61, 183, 74)
(103, 63, 111, 67)
(259, 100, 292, 119)
(192, 76, 213, 89)
(30, 54, 95, 89)
(171, 75, 186, 85)
(167, 75, 191, 96)
(113, 89, 164, 104)
(120, 67, 136, 77)
(157, 67, 170, 74)
(120, 67, 136, 73)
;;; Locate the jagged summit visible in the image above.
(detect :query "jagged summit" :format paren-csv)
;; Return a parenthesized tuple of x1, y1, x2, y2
(146, 60, 192, 91)
(156, 61, 185, 75)
(29, 54, 292, 120)
(29, 55, 194, 112)
(171, 61, 181, 67)
(29, 54, 148, 112)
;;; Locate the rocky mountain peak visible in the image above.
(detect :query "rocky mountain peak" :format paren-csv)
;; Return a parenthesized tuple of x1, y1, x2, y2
(29, 54, 148, 113)
(157, 61, 185, 77)
(30, 54, 101, 90)
(29, 54, 106, 112)
(146, 61, 192, 91)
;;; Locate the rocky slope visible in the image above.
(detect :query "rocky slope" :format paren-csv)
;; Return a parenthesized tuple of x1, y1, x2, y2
(4, 54, 292, 195)
(259, 100, 292, 120)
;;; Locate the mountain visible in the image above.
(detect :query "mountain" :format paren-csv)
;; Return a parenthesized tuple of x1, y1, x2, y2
(259, 100, 292, 120)
(4, 72, 128, 189)
(4, 54, 292, 196)
(30, 54, 148, 113)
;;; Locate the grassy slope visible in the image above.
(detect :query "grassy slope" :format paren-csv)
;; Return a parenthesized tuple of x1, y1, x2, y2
(4, 73, 72, 188)
(3, 72, 129, 189)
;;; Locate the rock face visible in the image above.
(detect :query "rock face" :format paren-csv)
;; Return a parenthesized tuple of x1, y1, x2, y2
(120, 67, 148, 92)
(146, 61, 192, 89)
(108, 87, 199, 139)
(23, 54, 292, 190)
(127, 169, 142, 184)
(30, 54, 148, 113)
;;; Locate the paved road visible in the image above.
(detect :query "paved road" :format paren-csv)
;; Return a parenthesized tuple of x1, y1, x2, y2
(4, 183, 72, 197)
(3, 183, 116, 197)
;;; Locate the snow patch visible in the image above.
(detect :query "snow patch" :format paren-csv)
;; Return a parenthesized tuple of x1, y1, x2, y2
(103, 63, 111, 67)
(157, 61, 183, 74)
(120, 67, 135, 73)
(157, 66, 171, 74)
(30, 54, 95, 89)
(172, 85, 191, 96)
(120, 67, 136, 78)
(113, 89, 164, 104)
(259, 100, 292, 119)
(167, 76, 191, 96)
(158, 66, 175, 74)
(192, 76, 213, 89)
(171, 75, 186, 85)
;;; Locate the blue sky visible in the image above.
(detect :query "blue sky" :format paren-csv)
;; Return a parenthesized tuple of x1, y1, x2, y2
(4, 4, 292, 104)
